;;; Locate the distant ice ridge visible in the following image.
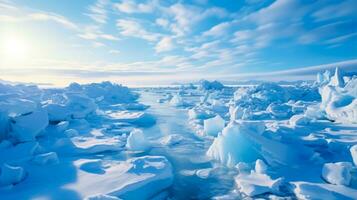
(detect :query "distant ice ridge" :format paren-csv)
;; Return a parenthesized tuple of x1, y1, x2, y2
(198, 79, 224, 91)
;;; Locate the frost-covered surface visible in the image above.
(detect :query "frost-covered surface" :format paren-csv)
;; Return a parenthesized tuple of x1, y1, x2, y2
(1, 68, 357, 199)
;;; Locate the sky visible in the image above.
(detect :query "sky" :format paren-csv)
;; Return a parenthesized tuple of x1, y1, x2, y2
(0, 0, 357, 86)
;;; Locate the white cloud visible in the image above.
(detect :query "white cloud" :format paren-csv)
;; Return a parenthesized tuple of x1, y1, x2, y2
(78, 26, 119, 41)
(203, 22, 231, 37)
(28, 13, 79, 30)
(113, 0, 153, 14)
(312, 0, 357, 22)
(155, 37, 174, 53)
(86, 0, 109, 24)
(109, 50, 120, 54)
(155, 18, 169, 28)
(116, 19, 160, 41)
(168, 3, 228, 36)
(93, 41, 105, 47)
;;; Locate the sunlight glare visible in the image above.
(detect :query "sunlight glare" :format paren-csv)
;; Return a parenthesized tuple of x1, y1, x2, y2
(1, 35, 29, 60)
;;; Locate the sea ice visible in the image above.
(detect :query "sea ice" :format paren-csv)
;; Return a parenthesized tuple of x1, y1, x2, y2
(126, 129, 151, 151)
(350, 144, 357, 166)
(289, 114, 310, 126)
(255, 159, 268, 174)
(235, 171, 284, 196)
(0, 164, 25, 186)
(319, 68, 357, 124)
(10, 109, 49, 142)
(198, 80, 224, 91)
(207, 120, 313, 167)
(188, 107, 215, 120)
(32, 152, 59, 165)
(43, 103, 70, 122)
(107, 111, 156, 127)
(293, 181, 357, 200)
(203, 115, 225, 136)
(169, 94, 187, 107)
(322, 162, 353, 186)
(86, 194, 121, 200)
(66, 93, 97, 119)
(206, 121, 263, 166)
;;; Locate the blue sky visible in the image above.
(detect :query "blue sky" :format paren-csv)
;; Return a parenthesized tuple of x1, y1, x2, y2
(0, 0, 356, 85)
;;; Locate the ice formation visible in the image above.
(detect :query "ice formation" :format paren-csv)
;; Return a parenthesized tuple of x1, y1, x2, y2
(321, 162, 353, 186)
(0, 164, 25, 186)
(126, 129, 151, 151)
(0, 67, 356, 199)
(351, 144, 357, 166)
(203, 115, 225, 136)
(318, 67, 357, 124)
(198, 80, 224, 91)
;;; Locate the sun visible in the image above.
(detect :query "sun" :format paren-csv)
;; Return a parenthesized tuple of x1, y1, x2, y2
(1, 35, 29, 60)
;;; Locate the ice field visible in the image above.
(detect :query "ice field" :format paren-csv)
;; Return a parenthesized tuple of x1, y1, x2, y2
(0, 68, 356, 200)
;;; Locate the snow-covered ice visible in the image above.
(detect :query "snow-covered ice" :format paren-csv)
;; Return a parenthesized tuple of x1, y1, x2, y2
(126, 129, 151, 151)
(322, 162, 353, 186)
(0, 68, 357, 199)
(203, 115, 225, 136)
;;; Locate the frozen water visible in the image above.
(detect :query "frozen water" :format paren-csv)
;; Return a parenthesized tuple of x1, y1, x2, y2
(126, 129, 151, 151)
(0, 164, 25, 186)
(32, 152, 59, 165)
(11, 109, 49, 142)
(293, 181, 357, 200)
(198, 80, 224, 91)
(203, 115, 225, 136)
(351, 144, 357, 166)
(321, 162, 352, 186)
(0, 68, 357, 199)
(235, 171, 285, 196)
